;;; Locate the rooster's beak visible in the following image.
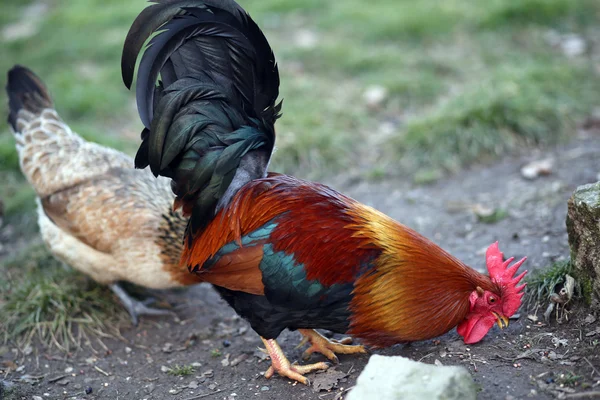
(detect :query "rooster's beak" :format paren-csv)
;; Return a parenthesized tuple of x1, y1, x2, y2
(492, 312, 509, 329)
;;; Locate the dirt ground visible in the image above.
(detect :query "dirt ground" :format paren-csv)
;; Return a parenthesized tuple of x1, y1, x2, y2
(2, 131, 600, 400)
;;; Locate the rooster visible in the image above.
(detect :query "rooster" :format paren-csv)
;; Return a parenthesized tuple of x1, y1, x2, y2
(6, 66, 201, 324)
(123, 0, 528, 384)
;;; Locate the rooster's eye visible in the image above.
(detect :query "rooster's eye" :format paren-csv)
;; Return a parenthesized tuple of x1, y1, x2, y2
(489, 296, 496, 304)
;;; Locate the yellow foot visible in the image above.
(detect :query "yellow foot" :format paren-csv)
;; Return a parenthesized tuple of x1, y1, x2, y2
(297, 329, 366, 364)
(261, 337, 329, 385)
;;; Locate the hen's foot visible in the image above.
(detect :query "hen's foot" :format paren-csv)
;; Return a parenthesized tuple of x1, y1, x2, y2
(109, 283, 175, 326)
(297, 329, 366, 364)
(261, 337, 329, 385)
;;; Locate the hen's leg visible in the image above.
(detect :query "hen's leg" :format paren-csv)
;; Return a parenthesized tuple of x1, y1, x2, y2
(109, 283, 175, 326)
(297, 329, 366, 363)
(261, 337, 329, 385)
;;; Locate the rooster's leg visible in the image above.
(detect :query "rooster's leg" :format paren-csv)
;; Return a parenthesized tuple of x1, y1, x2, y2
(109, 283, 175, 326)
(297, 329, 366, 364)
(261, 337, 329, 385)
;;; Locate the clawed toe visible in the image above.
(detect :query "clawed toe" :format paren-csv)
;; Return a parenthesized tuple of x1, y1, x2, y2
(297, 329, 366, 363)
(261, 337, 329, 385)
(109, 283, 175, 325)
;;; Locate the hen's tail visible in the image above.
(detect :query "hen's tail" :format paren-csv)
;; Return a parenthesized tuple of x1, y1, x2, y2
(6, 65, 132, 198)
(122, 0, 281, 239)
(7, 65, 53, 131)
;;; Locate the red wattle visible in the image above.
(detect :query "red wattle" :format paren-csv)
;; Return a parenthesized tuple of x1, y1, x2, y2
(457, 315, 496, 344)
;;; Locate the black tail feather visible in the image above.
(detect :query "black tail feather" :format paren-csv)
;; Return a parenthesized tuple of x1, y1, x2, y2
(6, 65, 53, 131)
(123, 0, 280, 130)
(122, 0, 281, 238)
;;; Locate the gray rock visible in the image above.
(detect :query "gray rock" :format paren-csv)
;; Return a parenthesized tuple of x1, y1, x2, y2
(346, 355, 476, 400)
(567, 182, 600, 309)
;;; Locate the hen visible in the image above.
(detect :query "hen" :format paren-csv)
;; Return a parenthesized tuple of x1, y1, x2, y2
(123, 0, 528, 384)
(6, 66, 200, 324)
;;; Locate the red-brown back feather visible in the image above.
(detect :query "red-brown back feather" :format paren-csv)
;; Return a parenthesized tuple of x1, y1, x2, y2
(182, 173, 380, 286)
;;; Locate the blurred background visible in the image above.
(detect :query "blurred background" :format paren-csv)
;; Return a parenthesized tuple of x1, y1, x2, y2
(0, 0, 599, 217)
(0, 2, 599, 390)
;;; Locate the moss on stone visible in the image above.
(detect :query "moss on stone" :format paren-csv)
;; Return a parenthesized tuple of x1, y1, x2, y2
(567, 182, 600, 310)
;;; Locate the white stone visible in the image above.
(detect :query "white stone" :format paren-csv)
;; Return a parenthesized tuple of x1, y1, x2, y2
(520, 158, 553, 180)
(294, 29, 318, 49)
(347, 355, 476, 400)
(363, 85, 388, 109)
(560, 34, 586, 57)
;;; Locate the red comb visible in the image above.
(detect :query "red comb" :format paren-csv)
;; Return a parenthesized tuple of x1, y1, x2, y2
(486, 242, 528, 316)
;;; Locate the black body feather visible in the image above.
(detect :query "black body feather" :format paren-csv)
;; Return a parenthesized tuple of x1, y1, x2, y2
(214, 286, 354, 339)
(122, 0, 281, 238)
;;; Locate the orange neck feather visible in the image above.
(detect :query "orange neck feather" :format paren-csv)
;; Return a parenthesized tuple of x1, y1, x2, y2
(347, 203, 496, 346)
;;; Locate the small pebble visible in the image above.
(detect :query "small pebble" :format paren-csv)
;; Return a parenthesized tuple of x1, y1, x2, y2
(223, 340, 231, 348)
(85, 387, 93, 394)
(363, 85, 388, 109)
(260, 386, 270, 391)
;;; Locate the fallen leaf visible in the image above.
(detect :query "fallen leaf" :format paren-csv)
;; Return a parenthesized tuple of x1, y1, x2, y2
(515, 349, 541, 360)
(1, 361, 17, 371)
(230, 354, 249, 367)
(585, 328, 600, 337)
(312, 368, 348, 392)
(56, 378, 70, 386)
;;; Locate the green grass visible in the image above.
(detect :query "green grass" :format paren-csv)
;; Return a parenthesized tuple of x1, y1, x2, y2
(0, 0, 598, 180)
(0, 242, 125, 351)
(167, 364, 196, 377)
(557, 372, 584, 387)
(393, 62, 600, 173)
(524, 260, 576, 310)
(0, 382, 18, 400)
